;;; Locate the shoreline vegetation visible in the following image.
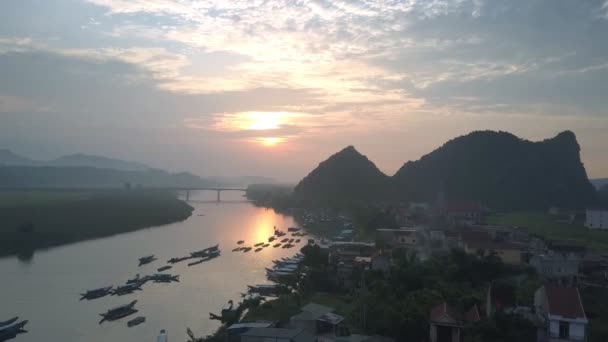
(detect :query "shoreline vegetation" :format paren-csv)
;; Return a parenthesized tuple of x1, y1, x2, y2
(0, 189, 193, 260)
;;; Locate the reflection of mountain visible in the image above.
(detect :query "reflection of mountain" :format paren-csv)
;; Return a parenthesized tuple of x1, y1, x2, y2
(294, 131, 598, 210)
(0, 166, 214, 188)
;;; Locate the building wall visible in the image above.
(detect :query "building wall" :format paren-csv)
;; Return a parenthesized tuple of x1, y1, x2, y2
(585, 209, 608, 229)
(547, 319, 586, 341)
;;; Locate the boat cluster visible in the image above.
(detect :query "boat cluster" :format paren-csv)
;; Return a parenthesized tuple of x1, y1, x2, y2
(265, 253, 305, 282)
(79, 243, 221, 328)
(233, 227, 306, 253)
(0, 317, 28, 342)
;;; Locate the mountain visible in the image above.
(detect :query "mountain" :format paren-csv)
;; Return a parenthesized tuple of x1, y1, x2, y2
(0, 149, 36, 166)
(293, 131, 597, 210)
(293, 146, 388, 204)
(591, 178, 608, 189)
(48, 153, 151, 171)
(0, 149, 151, 171)
(0, 166, 210, 188)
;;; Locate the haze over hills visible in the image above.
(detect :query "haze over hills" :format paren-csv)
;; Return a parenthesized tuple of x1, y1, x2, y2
(293, 131, 598, 210)
(0, 150, 152, 171)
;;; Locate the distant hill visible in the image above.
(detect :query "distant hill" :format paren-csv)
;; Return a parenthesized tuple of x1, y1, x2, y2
(393, 130, 597, 209)
(293, 146, 388, 205)
(0, 149, 152, 171)
(293, 131, 597, 210)
(0, 149, 36, 166)
(0, 166, 212, 188)
(591, 178, 608, 189)
(48, 153, 151, 171)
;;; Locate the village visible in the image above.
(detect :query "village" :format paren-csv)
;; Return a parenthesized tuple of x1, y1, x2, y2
(208, 198, 608, 342)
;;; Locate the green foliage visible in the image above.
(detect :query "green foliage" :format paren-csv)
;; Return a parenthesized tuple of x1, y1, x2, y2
(0, 190, 193, 258)
(489, 212, 608, 251)
(465, 313, 537, 342)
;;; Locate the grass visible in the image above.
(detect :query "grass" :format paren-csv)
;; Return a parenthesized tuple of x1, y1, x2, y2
(0, 190, 193, 258)
(488, 212, 608, 251)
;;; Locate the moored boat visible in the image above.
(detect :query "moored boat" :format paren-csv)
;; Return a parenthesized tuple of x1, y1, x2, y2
(242, 247, 252, 252)
(263, 243, 270, 248)
(113, 283, 142, 296)
(157, 265, 172, 272)
(127, 316, 146, 327)
(287, 227, 300, 232)
(254, 247, 263, 252)
(0, 320, 28, 339)
(99, 300, 138, 324)
(168, 256, 190, 264)
(273, 243, 281, 248)
(150, 273, 179, 283)
(254, 242, 264, 247)
(138, 255, 156, 266)
(268, 236, 276, 242)
(237, 240, 245, 244)
(80, 286, 113, 300)
(0, 317, 18, 328)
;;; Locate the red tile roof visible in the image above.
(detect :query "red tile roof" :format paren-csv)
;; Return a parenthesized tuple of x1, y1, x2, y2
(545, 285, 586, 319)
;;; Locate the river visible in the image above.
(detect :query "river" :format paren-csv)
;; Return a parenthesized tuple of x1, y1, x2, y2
(0, 191, 301, 342)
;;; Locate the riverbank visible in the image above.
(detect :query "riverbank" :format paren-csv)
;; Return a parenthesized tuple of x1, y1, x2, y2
(0, 189, 193, 259)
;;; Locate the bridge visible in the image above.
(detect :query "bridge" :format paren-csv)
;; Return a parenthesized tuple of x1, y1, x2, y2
(170, 187, 247, 202)
(0, 186, 248, 202)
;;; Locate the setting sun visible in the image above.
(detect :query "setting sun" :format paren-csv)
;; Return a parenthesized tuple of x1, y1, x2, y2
(257, 137, 284, 147)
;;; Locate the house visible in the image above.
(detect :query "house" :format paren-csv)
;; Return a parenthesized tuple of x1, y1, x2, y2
(239, 327, 314, 342)
(534, 285, 588, 342)
(445, 201, 484, 226)
(429, 303, 480, 342)
(463, 240, 523, 265)
(290, 303, 349, 337)
(585, 208, 608, 229)
(530, 252, 580, 286)
(354, 252, 391, 274)
(377, 228, 417, 248)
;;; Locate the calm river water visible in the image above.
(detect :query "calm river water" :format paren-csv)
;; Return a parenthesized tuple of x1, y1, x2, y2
(0, 191, 302, 342)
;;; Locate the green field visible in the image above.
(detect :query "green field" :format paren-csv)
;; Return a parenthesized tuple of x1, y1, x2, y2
(0, 190, 193, 258)
(488, 212, 608, 251)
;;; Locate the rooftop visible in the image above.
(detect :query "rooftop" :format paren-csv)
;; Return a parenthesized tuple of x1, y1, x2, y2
(545, 285, 586, 320)
(240, 328, 313, 342)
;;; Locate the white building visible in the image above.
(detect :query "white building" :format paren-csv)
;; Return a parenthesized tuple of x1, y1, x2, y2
(585, 208, 608, 229)
(534, 285, 588, 342)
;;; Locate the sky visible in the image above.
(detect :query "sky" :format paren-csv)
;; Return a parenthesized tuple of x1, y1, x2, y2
(0, 0, 607, 181)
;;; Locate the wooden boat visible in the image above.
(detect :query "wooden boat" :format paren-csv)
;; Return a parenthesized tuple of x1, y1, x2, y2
(263, 243, 270, 248)
(287, 227, 300, 232)
(237, 240, 245, 244)
(232, 247, 242, 252)
(127, 316, 145, 327)
(187, 259, 204, 266)
(273, 243, 281, 248)
(157, 265, 172, 272)
(113, 283, 142, 296)
(242, 247, 252, 252)
(99, 300, 138, 324)
(268, 236, 276, 242)
(295, 239, 301, 243)
(254, 242, 264, 247)
(0, 317, 18, 328)
(254, 247, 263, 252)
(138, 255, 156, 266)
(288, 239, 294, 243)
(167, 256, 190, 264)
(150, 274, 179, 283)
(80, 286, 113, 300)
(281, 238, 289, 243)
(0, 320, 28, 339)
